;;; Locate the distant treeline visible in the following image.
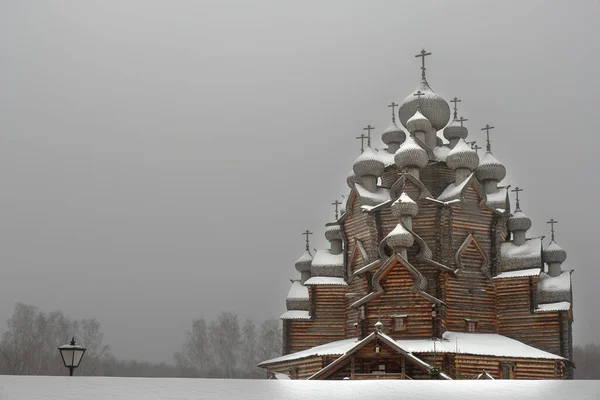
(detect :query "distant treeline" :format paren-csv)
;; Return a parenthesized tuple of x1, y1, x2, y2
(0, 302, 280, 378)
(0, 302, 598, 379)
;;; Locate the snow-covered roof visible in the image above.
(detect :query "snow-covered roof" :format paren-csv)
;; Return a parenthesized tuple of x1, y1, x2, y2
(437, 173, 474, 202)
(433, 145, 450, 162)
(2, 376, 598, 400)
(259, 337, 359, 365)
(537, 271, 572, 304)
(260, 331, 563, 366)
(486, 188, 507, 210)
(280, 310, 311, 320)
(493, 268, 541, 279)
(535, 301, 571, 313)
(311, 249, 344, 275)
(354, 183, 391, 207)
(376, 147, 396, 167)
(303, 277, 347, 286)
(500, 238, 542, 271)
(287, 281, 308, 300)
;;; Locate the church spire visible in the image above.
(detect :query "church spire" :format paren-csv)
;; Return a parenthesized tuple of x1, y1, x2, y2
(481, 124, 495, 153)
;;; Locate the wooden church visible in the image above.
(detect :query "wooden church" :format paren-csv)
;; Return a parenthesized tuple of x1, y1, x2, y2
(259, 50, 574, 380)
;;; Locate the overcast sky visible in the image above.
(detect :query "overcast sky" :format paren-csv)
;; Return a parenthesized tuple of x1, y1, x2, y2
(0, 0, 598, 363)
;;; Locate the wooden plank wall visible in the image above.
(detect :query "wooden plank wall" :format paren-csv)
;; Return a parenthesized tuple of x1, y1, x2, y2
(495, 277, 561, 355)
(452, 355, 562, 379)
(266, 356, 324, 380)
(364, 264, 434, 338)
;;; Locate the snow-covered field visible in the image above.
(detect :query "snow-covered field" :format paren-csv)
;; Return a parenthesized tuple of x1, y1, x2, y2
(0, 376, 598, 400)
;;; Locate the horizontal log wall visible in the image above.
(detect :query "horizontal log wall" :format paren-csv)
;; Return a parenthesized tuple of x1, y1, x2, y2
(266, 355, 324, 380)
(364, 264, 433, 338)
(452, 354, 562, 379)
(495, 276, 561, 355)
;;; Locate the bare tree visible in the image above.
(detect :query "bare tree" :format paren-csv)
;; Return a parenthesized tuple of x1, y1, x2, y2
(257, 319, 281, 364)
(209, 312, 241, 378)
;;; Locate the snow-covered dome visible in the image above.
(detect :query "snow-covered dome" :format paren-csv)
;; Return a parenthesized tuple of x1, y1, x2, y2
(346, 170, 358, 189)
(295, 250, 313, 273)
(406, 109, 432, 134)
(353, 148, 385, 177)
(476, 152, 506, 182)
(507, 209, 532, 232)
(385, 223, 414, 251)
(398, 79, 451, 131)
(443, 118, 468, 142)
(324, 223, 342, 242)
(543, 241, 567, 264)
(394, 136, 429, 170)
(446, 139, 479, 171)
(381, 121, 406, 145)
(391, 192, 418, 218)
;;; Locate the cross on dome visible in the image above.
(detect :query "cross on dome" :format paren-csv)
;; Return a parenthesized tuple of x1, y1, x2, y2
(547, 218, 558, 242)
(363, 125, 375, 148)
(388, 102, 399, 122)
(481, 124, 495, 152)
(415, 49, 432, 79)
(511, 186, 523, 209)
(413, 90, 425, 112)
(355, 133, 368, 153)
(302, 230, 313, 251)
(331, 200, 342, 220)
(459, 117, 468, 127)
(450, 97, 461, 120)
(472, 144, 482, 155)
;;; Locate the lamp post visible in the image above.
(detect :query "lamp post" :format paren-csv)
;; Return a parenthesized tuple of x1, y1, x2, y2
(58, 337, 86, 376)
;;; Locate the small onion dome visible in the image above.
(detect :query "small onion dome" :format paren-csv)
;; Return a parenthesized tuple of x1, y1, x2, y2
(394, 135, 429, 170)
(443, 118, 468, 141)
(295, 250, 313, 273)
(381, 121, 406, 145)
(353, 147, 385, 177)
(543, 241, 567, 264)
(446, 139, 479, 171)
(406, 109, 432, 134)
(507, 209, 532, 232)
(375, 321, 384, 333)
(346, 170, 358, 188)
(324, 223, 342, 242)
(391, 192, 418, 218)
(398, 79, 451, 131)
(385, 222, 414, 250)
(476, 151, 506, 182)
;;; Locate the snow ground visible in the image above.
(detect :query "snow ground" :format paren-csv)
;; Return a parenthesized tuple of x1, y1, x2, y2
(0, 376, 598, 400)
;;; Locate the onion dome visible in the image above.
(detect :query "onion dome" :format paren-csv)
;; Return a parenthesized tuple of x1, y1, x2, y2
(476, 152, 506, 182)
(543, 241, 567, 264)
(443, 118, 468, 142)
(385, 222, 414, 250)
(507, 209, 532, 232)
(381, 121, 406, 145)
(353, 148, 385, 177)
(406, 109, 432, 134)
(346, 170, 358, 188)
(446, 139, 479, 171)
(391, 192, 418, 218)
(324, 223, 342, 242)
(398, 79, 451, 131)
(394, 135, 429, 170)
(295, 250, 313, 273)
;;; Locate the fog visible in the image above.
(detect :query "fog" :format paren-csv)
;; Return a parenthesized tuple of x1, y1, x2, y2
(0, 0, 598, 362)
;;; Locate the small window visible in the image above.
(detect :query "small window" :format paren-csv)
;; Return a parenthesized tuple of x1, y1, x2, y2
(500, 362, 515, 379)
(465, 320, 478, 332)
(393, 315, 407, 332)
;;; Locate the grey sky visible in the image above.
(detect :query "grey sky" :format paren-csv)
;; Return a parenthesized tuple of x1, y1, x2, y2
(0, 0, 598, 363)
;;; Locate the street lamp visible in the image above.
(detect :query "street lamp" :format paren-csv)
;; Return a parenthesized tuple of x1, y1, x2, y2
(58, 337, 86, 376)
